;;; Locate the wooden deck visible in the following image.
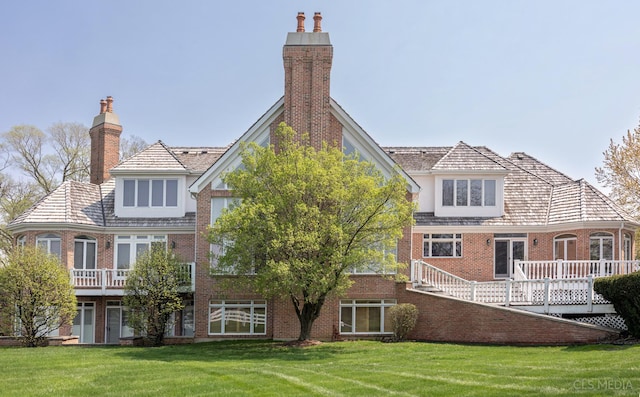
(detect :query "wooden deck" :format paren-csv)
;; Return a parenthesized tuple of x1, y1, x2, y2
(411, 259, 639, 315)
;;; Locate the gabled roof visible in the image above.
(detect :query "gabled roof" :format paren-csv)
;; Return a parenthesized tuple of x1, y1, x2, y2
(432, 142, 508, 173)
(189, 97, 421, 194)
(111, 141, 188, 175)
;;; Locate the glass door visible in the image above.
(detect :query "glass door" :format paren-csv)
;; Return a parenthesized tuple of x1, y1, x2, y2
(494, 239, 526, 278)
(72, 302, 95, 344)
(105, 302, 133, 344)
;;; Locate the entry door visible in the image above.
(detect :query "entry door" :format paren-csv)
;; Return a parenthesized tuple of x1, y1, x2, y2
(494, 239, 526, 278)
(105, 305, 133, 344)
(106, 307, 121, 344)
(72, 302, 95, 344)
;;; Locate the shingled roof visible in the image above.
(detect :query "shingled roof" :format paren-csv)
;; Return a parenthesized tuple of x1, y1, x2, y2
(385, 144, 637, 227)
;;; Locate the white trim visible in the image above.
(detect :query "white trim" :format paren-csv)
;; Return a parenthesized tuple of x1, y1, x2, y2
(189, 98, 285, 194)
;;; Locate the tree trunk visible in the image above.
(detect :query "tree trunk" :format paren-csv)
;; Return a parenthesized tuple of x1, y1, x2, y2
(295, 297, 325, 341)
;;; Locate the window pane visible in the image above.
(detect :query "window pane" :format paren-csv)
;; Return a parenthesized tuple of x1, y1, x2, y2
(470, 180, 482, 206)
(50, 240, 61, 258)
(117, 244, 130, 270)
(137, 180, 149, 207)
(432, 242, 453, 257)
(456, 180, 468, 206)
(253, 308, 266, 334)
(86, 242, 96, 269)
(602, 238, 613, 260)
(589, 239, 600, 260)
(356, 307, 381, 332)
(166, 180, 178, 207)
(123, 180, 135, 206)
(136, 243, 148, 260)
(226, 308, 251, 333)
(484, 180, 496, 206)
(340, 307, 352, 333)
(74, 242, 84, 269)
(152, 180, 164, 206)
(442, 180, 454, 206)
(209, 308, 222, 334)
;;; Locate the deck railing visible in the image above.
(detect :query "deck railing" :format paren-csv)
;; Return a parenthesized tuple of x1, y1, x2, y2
(410, 260, 611, 312)
(70, 263, 195, 294)
(514, 259, 639, 280)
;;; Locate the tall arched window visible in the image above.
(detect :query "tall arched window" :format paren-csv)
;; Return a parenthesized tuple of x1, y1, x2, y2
(554, 234, 577, 261)
(590, 232, 614, 260)
(74, 236, 97, 270)
(36, 233, 61, 258)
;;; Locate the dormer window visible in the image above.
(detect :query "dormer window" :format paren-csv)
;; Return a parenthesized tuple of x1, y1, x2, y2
(442, 179, 496, 207)
(123, 178, 178, 208)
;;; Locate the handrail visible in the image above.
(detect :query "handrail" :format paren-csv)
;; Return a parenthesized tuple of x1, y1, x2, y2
(411, 260, 611, 312)
(515, 259, 640, 280)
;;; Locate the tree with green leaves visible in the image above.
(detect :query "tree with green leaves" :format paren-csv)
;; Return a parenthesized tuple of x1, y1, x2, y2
(0, 246, 77, 347)
(208, 122, 415, 341)
(123, 245, 187, 346)
(596, 124, 640, 218)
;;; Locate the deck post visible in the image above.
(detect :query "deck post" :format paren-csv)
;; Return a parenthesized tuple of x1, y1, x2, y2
(470, 281, 476, 301)
(543, 277, 550, 314)
(587, 275, 593, 313)
(102, 268, 107, 294)
(505, 278, 511, 307)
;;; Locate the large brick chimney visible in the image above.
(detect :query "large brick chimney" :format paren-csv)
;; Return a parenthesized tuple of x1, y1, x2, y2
(281, 12, 339, 148)
(89, 96, 122, 184)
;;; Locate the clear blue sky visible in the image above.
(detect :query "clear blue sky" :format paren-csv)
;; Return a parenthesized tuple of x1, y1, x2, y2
(2, 1, 640, 189)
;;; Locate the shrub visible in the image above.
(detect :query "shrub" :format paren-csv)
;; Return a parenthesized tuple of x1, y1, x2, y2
(388, 303, 418, 341)
(594, 272, 640, 338)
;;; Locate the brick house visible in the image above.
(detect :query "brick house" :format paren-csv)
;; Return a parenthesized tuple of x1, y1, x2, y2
(7, 13, 639, 345)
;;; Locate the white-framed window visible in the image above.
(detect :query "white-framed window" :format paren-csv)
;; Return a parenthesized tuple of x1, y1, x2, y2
(351, 241, 398, 274)
(210, 197, 241, 272)
(423, 233, 462, 257)
(442, 179, 496, 207)
(74, 236, 97, 270)
(16, 235, 26, 248)
(554, 234, 577, 261)
(208, 300, 267, 335)
(590, 232, 614, 261)
(36, 233, 61, 258)
(115, 235, 166, 270)
(123, 178, 178, 208)
(340, 299, 396, 335)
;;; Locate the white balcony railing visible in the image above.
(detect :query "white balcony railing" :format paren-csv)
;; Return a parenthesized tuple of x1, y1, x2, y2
(70, 263, 195, 295)
(410, 260, 616, 313)
(515, 260, 640, 280)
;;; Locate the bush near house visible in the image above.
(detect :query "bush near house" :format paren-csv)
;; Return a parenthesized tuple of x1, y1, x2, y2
(594, 272, 640, 337)
(388, 303, 418, 341)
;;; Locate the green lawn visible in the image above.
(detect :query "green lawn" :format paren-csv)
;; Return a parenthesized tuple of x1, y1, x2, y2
(1, 340, 639, 396)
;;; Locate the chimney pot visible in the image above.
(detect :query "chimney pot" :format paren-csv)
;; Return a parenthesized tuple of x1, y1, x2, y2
(106, 96, 114, 113)
(99, 99, 107, 114)
(313, 12, 322, 32)
(296, 12, 305, 32)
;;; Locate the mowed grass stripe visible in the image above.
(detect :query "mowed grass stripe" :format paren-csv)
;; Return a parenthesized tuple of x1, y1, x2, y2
(1, 341, 639, 396)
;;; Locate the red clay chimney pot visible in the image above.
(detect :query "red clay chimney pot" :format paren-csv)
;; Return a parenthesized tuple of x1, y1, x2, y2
(313, 12, 322, 32)
(99, 99, 107, 114)
(296, 12, 305, 32)
(106, 96, 114, 113)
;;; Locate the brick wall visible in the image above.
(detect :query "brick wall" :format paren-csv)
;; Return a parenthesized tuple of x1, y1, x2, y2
(411, 227, 636, 282)
(396, 283, 617, 345)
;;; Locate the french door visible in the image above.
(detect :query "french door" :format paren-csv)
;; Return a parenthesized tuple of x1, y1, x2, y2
(105, 302, 133, 344)
(494, 239, 526, 278)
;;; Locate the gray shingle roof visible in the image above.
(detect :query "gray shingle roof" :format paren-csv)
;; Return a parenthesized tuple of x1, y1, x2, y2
(9, 181, 104, 227)
(112, 141, 187, 173)
(432, 142, 507, 172)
